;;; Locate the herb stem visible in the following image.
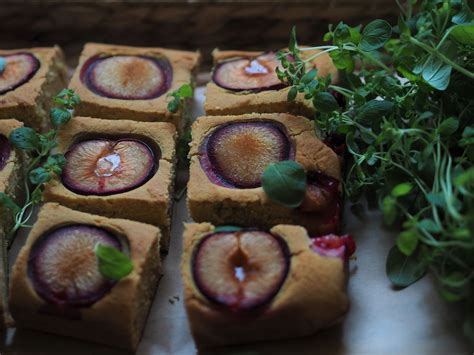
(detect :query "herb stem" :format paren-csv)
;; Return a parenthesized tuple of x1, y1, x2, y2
(409, 37, 474, 79)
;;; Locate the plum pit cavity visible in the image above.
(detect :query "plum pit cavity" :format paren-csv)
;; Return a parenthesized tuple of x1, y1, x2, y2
(62, 138, 157, 196)
(199, 121, 294, 188)
(28, 225, 122, 307)
(81, 55, 172, 100)
(0, 53, 40, 95)
(192, 230, 290, 311)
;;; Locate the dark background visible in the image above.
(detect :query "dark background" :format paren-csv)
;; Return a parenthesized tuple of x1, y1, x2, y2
(0, 1, 399, 69)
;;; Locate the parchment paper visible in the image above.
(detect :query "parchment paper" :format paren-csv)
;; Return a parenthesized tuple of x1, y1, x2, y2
(1, 86, 471, 355)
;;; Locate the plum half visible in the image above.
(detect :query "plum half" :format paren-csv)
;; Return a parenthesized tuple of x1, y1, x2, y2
(192, 230, 290, 311)
(81, 55, 172, 100)
(0, 134, 11, 171)
(311, 234, 356, 261)
(199, 121, 294, 188)
(213, 53, 287, 92)
(62, 138, 157, 196)
(300, 171, 340, 213)
(28, 225, 122, 307)
(0, 53, 40, 95)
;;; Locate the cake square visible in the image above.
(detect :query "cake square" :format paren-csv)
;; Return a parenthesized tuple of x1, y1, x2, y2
(69, 43, 200, 132)
(181, 222, 349, 348)
(9, 203, 161, 350)
(0, 119, 26, 328)
(43, 116, 176, 251)
(0, 46, 68, 131)
(204, 48, 339, 117)
(187, 113, 342, 236)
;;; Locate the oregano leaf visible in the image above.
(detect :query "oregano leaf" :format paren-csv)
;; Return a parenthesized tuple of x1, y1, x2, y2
(95, 243, 134, 281)
(359, 19, 392, 51)
(262, 160, 306, 208)
(386, 245, 427, 287)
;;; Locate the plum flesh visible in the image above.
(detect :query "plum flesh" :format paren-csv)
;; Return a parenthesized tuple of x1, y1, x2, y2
(192, 230, 290, 311)
(62, 138, 157, 196)
(0, 53, 40, 95)
(0, 134, 11, 171)
(80, 55, 172, 100)
(311, 234, 356, 261)
(199, 121, 294, 188)
(28, 225, 122, 307)
(213, 53, 287, 92)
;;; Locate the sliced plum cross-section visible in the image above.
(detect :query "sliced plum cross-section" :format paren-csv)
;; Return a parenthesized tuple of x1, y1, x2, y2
(0, 134, 11, 171)
(199, 121, 294, 188)
(0, 53, 40, 95)
(62, 138, 157, 196)
(311, 234, 356, 261)
(81, 55, 172, 100)
(213, 53, 286, 92)
(28, 225, 122, 307)
(192, 230, 290, 311)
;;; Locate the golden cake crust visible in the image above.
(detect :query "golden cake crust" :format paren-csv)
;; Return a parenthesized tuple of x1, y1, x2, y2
(43, 116, 176, 250)
(181, 223, 349, 348)
(69, 43, 201, 130)
(0, 46, 68, 131)
(205, 48, 339, 117)
(9, 203, 161, 350)
(187, 113, 341, 235)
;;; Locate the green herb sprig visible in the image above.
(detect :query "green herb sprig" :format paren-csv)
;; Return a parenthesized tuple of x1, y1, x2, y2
(279, 0, 474, 341)
(0, 89, 80, 246)
(167, 83, 193, 113)
(95, 243, 134, 281)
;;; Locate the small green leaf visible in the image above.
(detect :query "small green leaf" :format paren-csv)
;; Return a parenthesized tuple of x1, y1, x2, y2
(0, 57, 6, 74)
(29, 167, 51, 185)
(396, 229, 419, 256)
(449, 23, 474, 45)
(167, 98, 179, 113)
(95, 243, 134, 281)
(391, 183, 413, 197)
(178, 83, 193, 98)
(359, 19, 392, 51)
(382, 195, 397, 225)
(0, 192, 20, 214)
(214, 225, 243, 233)
(313, 92, 339, 113)
(357, 100, 395, 125)
(50, 108, 71, 127)
(421, 56, 452, 91)
(262, 160, 306, 208)
(426, 193, 446, 208)
(417, 219, 442, 233)
(287, 86, 298, 101)
(301, 68, 317, 84)
(9, 127, 40, 151)
(454, 167, 474, 187)
(386, 245, 427, 287)
(438, 117, 459, 136)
